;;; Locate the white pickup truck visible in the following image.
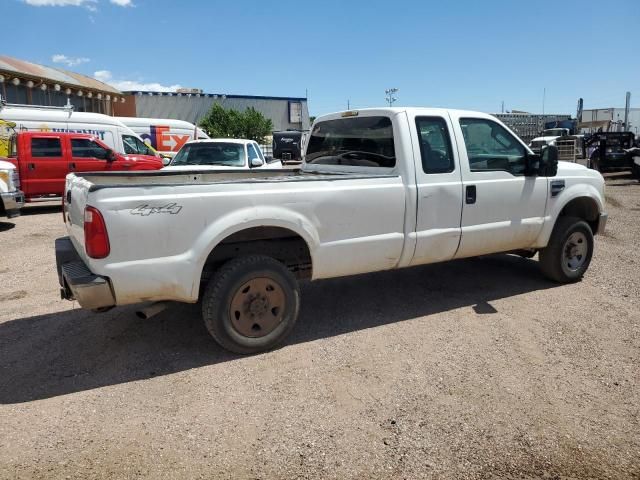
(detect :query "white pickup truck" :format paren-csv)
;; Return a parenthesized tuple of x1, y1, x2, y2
(0, 159, 24, 218)
(56, 108, 607, 354)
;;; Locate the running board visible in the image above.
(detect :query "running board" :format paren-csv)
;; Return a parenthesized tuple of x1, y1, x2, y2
(26, 197, 62, 203)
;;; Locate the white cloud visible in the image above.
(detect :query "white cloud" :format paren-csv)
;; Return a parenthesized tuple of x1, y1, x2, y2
(110, 0, 133, 5)
(52, 54, 91, 67)
(23, 0, 97, 10)
(94, 70, 181, 92)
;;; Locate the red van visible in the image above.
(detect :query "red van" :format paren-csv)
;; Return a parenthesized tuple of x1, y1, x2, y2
(4, 132, 163, 201)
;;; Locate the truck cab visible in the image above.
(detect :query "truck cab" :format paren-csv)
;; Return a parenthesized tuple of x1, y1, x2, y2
(6, 131, 163, 201)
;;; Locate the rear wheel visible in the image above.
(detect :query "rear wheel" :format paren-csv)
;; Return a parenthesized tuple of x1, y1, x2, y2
(539, 216, 594, 283)
(201, 255, 300, 354)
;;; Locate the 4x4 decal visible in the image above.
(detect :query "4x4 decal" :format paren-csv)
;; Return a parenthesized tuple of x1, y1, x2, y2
(131, 203, 182, 216)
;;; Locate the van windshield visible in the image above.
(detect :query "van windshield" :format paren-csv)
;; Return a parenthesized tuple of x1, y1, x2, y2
(171, 142, 246, 167)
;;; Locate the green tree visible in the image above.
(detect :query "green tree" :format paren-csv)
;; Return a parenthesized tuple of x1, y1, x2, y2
(199, 104, 273, 144)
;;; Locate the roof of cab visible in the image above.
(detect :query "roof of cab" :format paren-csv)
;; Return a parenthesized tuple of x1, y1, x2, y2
(315, 107, 498, 121)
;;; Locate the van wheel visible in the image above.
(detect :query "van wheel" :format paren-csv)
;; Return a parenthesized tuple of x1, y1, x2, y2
(539, 216, 594, 283)
(201, 255, 300, 354)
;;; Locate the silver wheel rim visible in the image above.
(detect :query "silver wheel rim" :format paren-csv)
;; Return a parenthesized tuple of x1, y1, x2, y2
(562, 231, 588, 272)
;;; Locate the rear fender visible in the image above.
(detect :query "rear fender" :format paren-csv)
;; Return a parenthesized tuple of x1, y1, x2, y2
(191, 205, 319, 298)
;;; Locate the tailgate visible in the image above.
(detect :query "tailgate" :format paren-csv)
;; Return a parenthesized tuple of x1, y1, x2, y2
(63, 174, 92, 257)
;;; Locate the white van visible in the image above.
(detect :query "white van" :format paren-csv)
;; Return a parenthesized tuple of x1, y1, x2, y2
(118, 117, 210, 158)
(0, 105, 157, 158)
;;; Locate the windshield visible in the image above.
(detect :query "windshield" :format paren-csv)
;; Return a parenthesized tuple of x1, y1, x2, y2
(542, 129, 566, 137)
(170, 142, 246, 167)
(305, 116, 395, 168)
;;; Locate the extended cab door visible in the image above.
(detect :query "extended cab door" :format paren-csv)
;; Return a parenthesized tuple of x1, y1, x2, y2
(22, 135, 68, 197)
(408, 113, 464, 266)
(450, 113, 547, 258)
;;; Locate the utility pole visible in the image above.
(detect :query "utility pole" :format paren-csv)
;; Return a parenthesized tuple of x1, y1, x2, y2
(542, 87, 546, 115)
(385, 88, 398, 107)
(624, 91, 631, 131)
(347, 99, 350, 110)
(501, 101, 504, 113)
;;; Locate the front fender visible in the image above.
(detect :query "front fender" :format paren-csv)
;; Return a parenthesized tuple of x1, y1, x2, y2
(533, 182, 605, 248)
(190, 205, 320, 298)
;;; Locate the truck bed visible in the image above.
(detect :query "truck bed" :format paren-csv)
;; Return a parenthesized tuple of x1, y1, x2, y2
(73, 168, 396, 190)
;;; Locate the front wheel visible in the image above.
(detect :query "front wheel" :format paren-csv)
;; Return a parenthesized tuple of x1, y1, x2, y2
(539, 216, 594, 283)
(201, 255, 300, 354)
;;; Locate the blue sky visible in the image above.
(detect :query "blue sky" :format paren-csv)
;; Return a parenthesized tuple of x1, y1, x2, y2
(4, 0, 639, 116)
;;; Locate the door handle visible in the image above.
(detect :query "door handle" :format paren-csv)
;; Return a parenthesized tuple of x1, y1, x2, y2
(28, 163, 36, 171)
(69, 162, 76, 170)
(465, 185, 476, 204)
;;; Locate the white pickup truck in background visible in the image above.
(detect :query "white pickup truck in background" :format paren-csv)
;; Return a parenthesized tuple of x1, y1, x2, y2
(56, 108, 607, 353)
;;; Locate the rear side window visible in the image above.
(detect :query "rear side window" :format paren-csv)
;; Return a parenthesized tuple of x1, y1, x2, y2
(31, 138, 62, 157)
(415, 117, 455, 173)
(306, 116, 395, 168)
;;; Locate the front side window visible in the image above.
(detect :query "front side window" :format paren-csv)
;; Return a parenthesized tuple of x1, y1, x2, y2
(122, 135, 154, 156)
(253, 143, 266, 162)
(247, 143, 260, 163)
(306, 116, 395, 168)
(415, 117, 454, 173)
(31, 138, 62, 157)
(71, 138, 108, 159)
(459, 118, 526, 175)
(170, 142, 246, 167)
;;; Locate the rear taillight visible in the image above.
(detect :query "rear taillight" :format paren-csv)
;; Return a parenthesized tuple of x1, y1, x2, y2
(84, 206, 110, 259)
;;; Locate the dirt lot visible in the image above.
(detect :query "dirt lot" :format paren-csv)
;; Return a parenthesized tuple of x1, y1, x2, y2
(0, 174, 638, 479)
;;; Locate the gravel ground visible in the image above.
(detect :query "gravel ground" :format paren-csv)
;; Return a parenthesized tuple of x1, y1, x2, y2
(0, 174, 638, 479)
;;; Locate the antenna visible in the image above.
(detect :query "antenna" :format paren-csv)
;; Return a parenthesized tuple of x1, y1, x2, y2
(385, 88, 398, 107)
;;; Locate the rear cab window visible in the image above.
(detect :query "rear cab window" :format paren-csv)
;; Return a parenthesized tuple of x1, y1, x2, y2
(305, 116, 396, 169)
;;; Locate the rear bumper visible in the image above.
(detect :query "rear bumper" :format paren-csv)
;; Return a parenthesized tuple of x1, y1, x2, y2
(597, 212, 608, 235)
(55, 237, 116, 309)
(1, 190, 25, 218)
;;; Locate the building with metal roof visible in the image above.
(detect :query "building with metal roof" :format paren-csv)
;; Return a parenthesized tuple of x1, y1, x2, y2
(114, 91, 311, 131)
(0, 55, 126, 114)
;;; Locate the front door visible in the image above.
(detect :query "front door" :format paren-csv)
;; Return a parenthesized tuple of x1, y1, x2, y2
(409, 113, 464, 265)
(450, 114, 548, 258)
(70, 138, 118, 174)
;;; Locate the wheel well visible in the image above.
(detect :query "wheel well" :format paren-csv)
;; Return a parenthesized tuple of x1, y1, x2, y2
(201, 227, 312, 286)
(559, 197, 600, 233)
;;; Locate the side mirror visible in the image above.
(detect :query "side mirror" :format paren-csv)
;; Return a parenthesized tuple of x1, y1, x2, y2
(540, 145, 558, 177)
(250, 158, 264, 168)
(162, 157, 171, 167)
(524, 152, 540, 176)
(106, 149, 116, 162)
(265, 155, 274, 163)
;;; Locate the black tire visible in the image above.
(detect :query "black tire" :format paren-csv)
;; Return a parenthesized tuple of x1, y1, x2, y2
(201, 255, 300, 354)
(632, 162, 640, 179)
(539, 216, 594, 283)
